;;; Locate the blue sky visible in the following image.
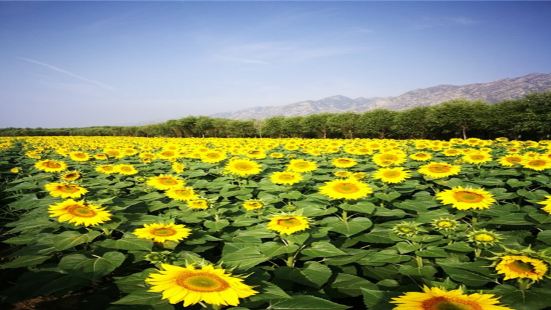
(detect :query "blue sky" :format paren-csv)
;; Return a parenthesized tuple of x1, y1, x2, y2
(1, 1, 551, 128)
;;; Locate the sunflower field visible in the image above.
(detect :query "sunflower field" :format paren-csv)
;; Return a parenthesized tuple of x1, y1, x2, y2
(1, 136, 551, 310)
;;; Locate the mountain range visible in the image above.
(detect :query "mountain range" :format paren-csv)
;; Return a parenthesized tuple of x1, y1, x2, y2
(212, 73, 551, 119)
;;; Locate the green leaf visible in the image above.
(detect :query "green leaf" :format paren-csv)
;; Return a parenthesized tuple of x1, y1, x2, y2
(53, 230, 101, 251)
(98, 235, 154, 251)
(259, 242, 299, 258)
(330, 273, 377, 297)
(437, 260, 495, 287)
(0, 255, 51, 269)
(58, 251, 126, 280)
(300, 262, 332, 288)
(338, 201, 376, 214)
(249, 281, 291, 302)
(112, 291, 167, 306)
(326, 217, 373, 237)
(301, 241, 347, 258)
(374, 192, 401, 202)
(220, 246, 269, 270)
(537, 230, 551, 245)
(270, 295, 348, 310)
(362, 288, 401, 310)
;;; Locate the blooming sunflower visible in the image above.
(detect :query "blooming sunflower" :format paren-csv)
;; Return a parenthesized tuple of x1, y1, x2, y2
(10, 167, 20, 174)
(115, 164, 138, 175)
(498, 155, 523, 167)
(61, 171, 81, 181)
(146, 263, 257, 307)
(521, 156, 551, 171)
(267, 214, 310, 235)
(495, 255, 548, 281)
(418, 162, 461, 179)
(201, 150, 227, 163)
(96, 164, 116, 174)
(35, 159, 67, 173)
(319, 179, 372, 200)
(436, 187, 495, 210)
(187, 198, 209, 210)
(373, 167, 410, 184)
(431, 218, 458, 232)
(243, 199, 263, 211)
(133, 223, 191, 243)
(165, 187, 198, 202)
(69, 151, 90, 162)
(391, 286, 513, 310)
(409, 152, 432, 161)
(224, 159, 262, 177)
(172, 162, 185, 173)
(537, 196, 551, 214)
(462, 152, 492, 164)
(286, 159, 317, 173)
(270, 171, 303, 185)
(334, 170, 353, 178)
(147, 175, 185, 190)
(468, 229, 502, 247)
(392, 222, 422, 238)
(372, 151, 406, 167)
(332, 157, 357, 168)
(44, 182, 88, 199)
(48, 199, 111, 226)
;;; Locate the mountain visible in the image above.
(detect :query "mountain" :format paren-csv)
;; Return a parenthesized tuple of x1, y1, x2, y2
(212, 73, 551, 119)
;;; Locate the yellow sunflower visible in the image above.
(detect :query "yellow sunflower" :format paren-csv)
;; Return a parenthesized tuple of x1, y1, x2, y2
(172, 162, 185, 173)
(537, 196, 551, 214)
(61, 171, 81, 181)
(267, 214, 310, 235)
(436, 187, 495, 210)
(35, 159, 67, 173)
(495, 255, 548, 281)
(418, 162, 461, 179)
(468, 229, 502, 246)
(319, 178, 372, 200)
(372, 151, 406, 167)
(115, 164, 139, 175)
(187, 198, 209, 210)
(521, 156, 551, 171)
(462, 152, 492, 164)
(442, 148, 462, 157)
(201, 150, 227, 163)
(373, 167, 410, 184)
(409, 152, 432, 161)
(286, 159, 317, 173)
(133, 223, 191, 243)
(48, 199, 111, 226)
(10, 167, 20, 174)
(96, 164, 117, 175)
(224, 159, 262, 177)
(147, 175, 185, 190)
(44, 182, 88, 199)
(146, 264, 257, 307)
(334, 170, 353, 178)
(243, 199, 263, 211)
(270, 171, 303, 185)
(391, 286, 513, 310)
(69, 151, 90, 162)
(498, 155, 523, 167)
(165, 187, 198, 202)
(331, 157, 357, 168)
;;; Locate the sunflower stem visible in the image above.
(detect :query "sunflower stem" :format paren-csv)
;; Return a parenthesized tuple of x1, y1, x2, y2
(286, 255, 295, 267)
(415, 255, 423, 269)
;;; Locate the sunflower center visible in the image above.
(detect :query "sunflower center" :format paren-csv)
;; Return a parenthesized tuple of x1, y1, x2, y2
(176, 272, 229, 292)
(278, 173, 296, 180)
(151, 227, 177, 236)
(474, 233, 495, 242)
(161, 151, 175, 157)
(422, 297, 482, 310)
(380, 154, 397, 161)
(276, 217, 301, 228)
(383, 170, 401, 178)
(333, 182, 359, 194)
(44, 161, 62, 168)
(428, 164, 450, 173)
(67, 205, 97, 217)
(470, 155, 485, 160)
(158, 177, 178, 185)
(74, 153, 86, 158)
(453, 191, 484, 203)
(58, 185, 80, 193)
(234, 162, 254, 171)
(528, 160, 545, 167)
(506, 157, 521, 163)
(436, 221, 453, 228)
(508, 261, 536, 273)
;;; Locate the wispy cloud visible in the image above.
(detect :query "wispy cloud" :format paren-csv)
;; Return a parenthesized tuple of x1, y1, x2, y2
(17, 57, 114, 91)
(212, 41, 370, 65)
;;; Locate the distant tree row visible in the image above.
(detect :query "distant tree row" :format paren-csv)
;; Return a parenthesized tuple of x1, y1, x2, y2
(2, 92, 550, 140)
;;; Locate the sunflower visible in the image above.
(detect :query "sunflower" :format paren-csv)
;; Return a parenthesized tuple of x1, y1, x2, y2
(133, 223, 191, 243)
(48, 199, 111, 226)
(157, 149, 178, 161)
(373, 167, 410, 184)
(392, 222, 422, 238)
(468, 229, 502, 247)
(498, 155, 523, 167)
(286, 159, 317, 173)
(224, 159, 262, 177)
(10, 167, 20, 174)
(332, 157, 357, 168)
(115, 164, 138, 175)
(537, 196, 551, 214)
(146, 263, 257, 307)
(147, 175, 185, 190)
(187, 198, 209, 210)
(201, 150, 227, 164)
(418, 162, 461, 179)
(243, 199, 263, 211)
(61, 171, 81, 181)
(35, 159, 67, 173)
(372, 151, 406, 167)
(409, 152, 432, 161)
(391, 286, 513, 310)
(267, 214, 310, 235)
(334, 170, 353, 178)
(436, 187, 495, 210)
(319, 179, 372, 200)
(94, 153, 108, 160)
(431, 218, 458, 232)
(69, 151, 90, 162)
(44, 182, 88, 199)
(165, 187, 198, 202)
(462, 152, 492, 164)
(495, 255, 548, 281)
(172, 162, 185, 173)
(269, 152, 284, 159)
(270, 171, 303, 185)
(442, 148, 462, 157)
(96, 164, 117, 175)
(521, 156, 551, 171)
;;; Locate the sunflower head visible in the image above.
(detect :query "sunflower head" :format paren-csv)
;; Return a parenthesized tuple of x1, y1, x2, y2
(267, 214, 310, 235)
(392, 222, 423, 238)
(270, 171, 303, 185)
(436, 187, 495, 210)
(243, 199, 264, 211)
(134, 222, 191, 243)
(319, 178, 373, 200)
(224, 158, 262, 177)
(431, 217, 459, 232)
(467, 229, 502, 247)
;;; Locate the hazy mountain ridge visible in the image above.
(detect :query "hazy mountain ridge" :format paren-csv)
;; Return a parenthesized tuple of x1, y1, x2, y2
(212, 73, 551, 119)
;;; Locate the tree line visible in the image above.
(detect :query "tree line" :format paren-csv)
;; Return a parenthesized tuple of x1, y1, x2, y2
(2, 92, 550, 140)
